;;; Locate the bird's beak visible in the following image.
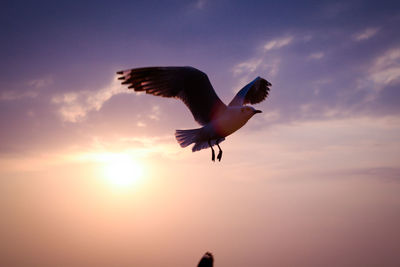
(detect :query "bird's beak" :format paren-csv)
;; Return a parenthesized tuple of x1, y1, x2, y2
(254, 110, 262, 114)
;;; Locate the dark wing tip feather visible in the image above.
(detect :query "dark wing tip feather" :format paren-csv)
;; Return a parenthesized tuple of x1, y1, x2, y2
(229, 76, 272, 107)
(245, 77, 271, 105)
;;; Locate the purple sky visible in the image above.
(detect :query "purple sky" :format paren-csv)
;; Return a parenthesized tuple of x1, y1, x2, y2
(1, 0, 400, 153)
(1, 1, 400, 266)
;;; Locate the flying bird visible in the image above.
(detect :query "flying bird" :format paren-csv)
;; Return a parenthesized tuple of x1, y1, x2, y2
(116, 66, 271, 161)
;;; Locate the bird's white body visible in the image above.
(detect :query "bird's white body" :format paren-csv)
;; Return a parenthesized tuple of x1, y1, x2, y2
(175, 106, 261, 153)
(211, 106, 257, 138)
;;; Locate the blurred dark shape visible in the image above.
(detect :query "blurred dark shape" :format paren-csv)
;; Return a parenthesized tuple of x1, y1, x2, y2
(198, 251, 214, 267)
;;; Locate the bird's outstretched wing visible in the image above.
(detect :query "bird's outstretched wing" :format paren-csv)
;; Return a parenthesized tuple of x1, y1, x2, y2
(228, 77, 271, 107)
(117, 66, 226, 126)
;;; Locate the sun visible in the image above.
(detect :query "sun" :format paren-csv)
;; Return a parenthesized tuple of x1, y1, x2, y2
(101, 153, 143, 187)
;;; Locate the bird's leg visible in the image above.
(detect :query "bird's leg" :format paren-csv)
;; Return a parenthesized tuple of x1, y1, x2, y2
(216, 139, 223, 162)
(208, 140, 215, 162)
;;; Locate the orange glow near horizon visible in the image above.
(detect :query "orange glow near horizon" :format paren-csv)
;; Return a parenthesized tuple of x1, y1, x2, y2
(1, 116, 400, 267)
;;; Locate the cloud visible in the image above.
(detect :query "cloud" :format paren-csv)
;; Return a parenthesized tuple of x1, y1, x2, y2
(233, 58, 264, 76)
(148, 105, 161, 121)
(52, 78, 131, 123)
(263, 110, 280, 122)
(369, 48, 400, 86)
(27, 76, 53, 88)
(0, 75, 52, 101)
(85, 134, 181, 160)
(264, 36, 293, 51)
(358, 47, 400, 103)
(232, 58, 265, 93)
(0, 90, 38, 101)
(337, 167, 400, 182)
(136, 121, 146, 127)
(231, 36, 294, 94)
(353, 27, 380, 41)
(232, 57, 279, 93)
(308, 52, 324, 60)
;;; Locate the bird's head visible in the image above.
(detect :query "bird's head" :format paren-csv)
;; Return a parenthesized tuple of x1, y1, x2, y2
(240, 106, 262, 118)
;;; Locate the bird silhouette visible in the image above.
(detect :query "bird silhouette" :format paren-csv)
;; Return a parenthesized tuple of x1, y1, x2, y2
(197, 252, 214, 267)
(117, 66, 271, 161)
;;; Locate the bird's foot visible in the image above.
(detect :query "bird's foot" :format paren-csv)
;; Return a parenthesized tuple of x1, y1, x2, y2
(217, 150, 222, 161)
(211, 150, 215, 161)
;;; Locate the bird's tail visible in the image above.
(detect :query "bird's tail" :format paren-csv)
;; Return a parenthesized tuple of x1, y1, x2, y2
(175, 128, 202, 149)
(175, 128, 225, 152)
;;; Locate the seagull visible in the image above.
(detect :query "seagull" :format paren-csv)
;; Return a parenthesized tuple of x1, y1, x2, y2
(117, 66, 271, 161)
(197, 251, 214, 267)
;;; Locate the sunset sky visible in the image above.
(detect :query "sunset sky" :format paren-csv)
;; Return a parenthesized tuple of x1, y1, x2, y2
(1, 0, 400, 266)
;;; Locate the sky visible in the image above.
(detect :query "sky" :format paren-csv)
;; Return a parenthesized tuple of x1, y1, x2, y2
(1, 0, 400, 266)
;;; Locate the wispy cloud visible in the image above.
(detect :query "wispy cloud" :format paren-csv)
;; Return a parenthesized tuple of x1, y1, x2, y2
(27, 76, 53, 88)
(232, 57, 279, 93)
(336, 167, 400, 182)
(0, 76, 52, 101)
(263, 110, 280, 122)
(264, 36, 293, 51)
(136, 121, 146, 127)
(355, 47, 400, 103)
(52, 79, 131, 123)
(0, 90, 38, 101)
(311, 78, 332, 96)
(234, 37, 293, 75)
(232, 36, 293, 91)
(233, 58, 264, 76)
(87, 134, 181, 160)
(148, 105, 161, 121)
(370, 48, 400, 85)
(308, 52, 324, 60)
(353, 27, 380, 41)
